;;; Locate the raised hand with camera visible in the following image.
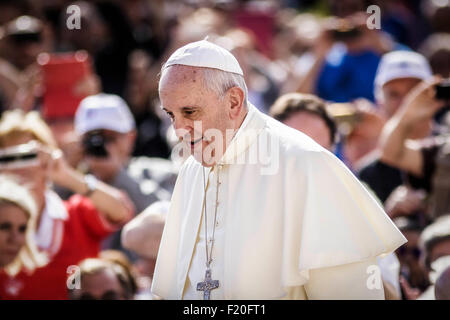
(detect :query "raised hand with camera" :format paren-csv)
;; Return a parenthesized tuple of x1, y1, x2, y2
(37, 143, 134, 225)
(380, 76, 448, 176)
(82, 129, 126, 183)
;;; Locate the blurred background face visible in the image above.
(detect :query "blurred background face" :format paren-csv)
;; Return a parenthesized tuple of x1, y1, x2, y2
(159, 66, 233, 166)
(5, 34, 44, 70)
(381, 78, 422, 117)
(73, 269, 125, 300)
(0, 203, 28, 268)
(430, 239, 450, 265)
(282, 111, 332, 150)
(83, 129, 135, 182)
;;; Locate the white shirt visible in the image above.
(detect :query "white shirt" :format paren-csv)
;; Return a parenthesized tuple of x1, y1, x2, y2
(35, 190, 68, 257)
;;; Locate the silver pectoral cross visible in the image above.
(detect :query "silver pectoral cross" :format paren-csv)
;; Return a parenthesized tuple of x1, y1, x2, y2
(196, 268, 219, 300)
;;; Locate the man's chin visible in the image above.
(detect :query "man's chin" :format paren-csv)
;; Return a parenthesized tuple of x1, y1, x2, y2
(192, 152, 213, 167)
(191, 149, 220, 167)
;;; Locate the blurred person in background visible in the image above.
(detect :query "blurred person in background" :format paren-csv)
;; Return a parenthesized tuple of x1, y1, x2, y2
(124, 50, 172, 158)
(419, 255, 450, 300)
(269, 93, 337, 151)
(58, 1, 134, 97)
(358, 51, 434, 208)
(74, 93, 158, 259)
(415, 216, 450, 299)
(328, 99, 386, 168)
(74, 93, 155, 211)
(292, 11, 401, 103)
(74, 93, 178, 259)
(0, 109, 133, 299)
(419, 33, 450, 79)
(422, 0, 450, 34)
(0, 15, 47, 71)
(435, 261, 450, 300)
(0, 175, 46, 280)
(0, 15, 51, 113)
(394, 216, 430, 299)
(419, 33, 450, 126)
(379, 75, 450, 220)
(122, 200, 170, 299)
(99, 250, 138, 298)
(68, 257, 136, 300)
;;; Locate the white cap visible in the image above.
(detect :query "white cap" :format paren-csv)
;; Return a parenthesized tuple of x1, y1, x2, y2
(75, 93, 135, 135)
(164, 39, 244, 76)
(375, 51, 432, 90)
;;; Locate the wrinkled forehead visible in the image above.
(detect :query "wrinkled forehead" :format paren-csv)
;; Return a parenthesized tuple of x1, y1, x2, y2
(159, 65, 204, 91)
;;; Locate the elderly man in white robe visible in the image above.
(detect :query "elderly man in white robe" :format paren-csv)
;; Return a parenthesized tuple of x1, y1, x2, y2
(151, 39, 407, 300)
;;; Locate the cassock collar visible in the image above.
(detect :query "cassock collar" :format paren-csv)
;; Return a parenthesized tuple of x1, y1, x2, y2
(217, 102, 267, 165)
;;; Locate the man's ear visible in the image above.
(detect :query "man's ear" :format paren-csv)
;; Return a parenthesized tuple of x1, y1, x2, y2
(124, 130, 137, 158)
(127, 130, 137, 146)
(227, 86, 245, 120)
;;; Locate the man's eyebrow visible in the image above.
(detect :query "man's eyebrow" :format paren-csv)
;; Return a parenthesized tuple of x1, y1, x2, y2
(162, 106, 199, 112)
(181, 106, 198, 111)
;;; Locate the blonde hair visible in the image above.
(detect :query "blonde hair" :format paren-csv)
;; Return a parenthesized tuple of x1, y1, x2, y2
(0, 174, 48, 275)
(0, 109, 56, 148)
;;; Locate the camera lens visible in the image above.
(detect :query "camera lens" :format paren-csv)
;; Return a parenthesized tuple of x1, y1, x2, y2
(83, 131, 108, 158)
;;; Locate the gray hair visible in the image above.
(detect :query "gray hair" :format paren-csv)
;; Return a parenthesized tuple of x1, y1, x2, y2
(160, 65, 248, 108)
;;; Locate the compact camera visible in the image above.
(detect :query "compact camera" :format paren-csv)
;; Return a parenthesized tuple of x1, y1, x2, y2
(82, 131, 109, 158)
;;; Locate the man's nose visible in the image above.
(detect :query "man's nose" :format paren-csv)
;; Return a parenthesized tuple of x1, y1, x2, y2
(173, 118, 194, 137)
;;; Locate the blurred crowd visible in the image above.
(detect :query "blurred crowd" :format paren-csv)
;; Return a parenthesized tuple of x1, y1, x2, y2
(0, 0, 450, 300)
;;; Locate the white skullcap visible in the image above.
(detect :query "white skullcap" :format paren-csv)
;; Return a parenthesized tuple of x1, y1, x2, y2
(164, 39, 244, 76)
(75, 93, 135, 135)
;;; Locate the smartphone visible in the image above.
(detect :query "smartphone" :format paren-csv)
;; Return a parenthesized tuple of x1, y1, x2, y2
(435, 79, 450, 100)
(37, 51, 94, 120)
(0, 142, 40, 170)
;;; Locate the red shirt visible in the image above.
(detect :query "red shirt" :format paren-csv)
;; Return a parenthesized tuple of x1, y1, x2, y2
(0, 195, 120, 300)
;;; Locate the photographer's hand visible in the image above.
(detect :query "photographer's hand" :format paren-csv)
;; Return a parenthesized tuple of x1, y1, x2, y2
(379, 77, 446, 176)
(397, 77, 445, 126)
(40, 145, 134, 225)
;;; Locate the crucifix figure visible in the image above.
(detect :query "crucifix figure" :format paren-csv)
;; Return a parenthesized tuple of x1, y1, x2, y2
(197, 268, 219, 300)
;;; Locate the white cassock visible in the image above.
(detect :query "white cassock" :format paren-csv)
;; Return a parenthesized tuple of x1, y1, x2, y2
(151, 103, 407, 300)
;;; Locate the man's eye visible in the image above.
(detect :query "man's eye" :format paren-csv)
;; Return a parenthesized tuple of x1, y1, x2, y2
(184, 110, 196, 117)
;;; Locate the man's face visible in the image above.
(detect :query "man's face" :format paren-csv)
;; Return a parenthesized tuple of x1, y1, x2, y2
(83, 129, 133, 182)
(381, 78, 422, 117)
(159, 66, 236, 166)
(282, 111, 332, 150)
